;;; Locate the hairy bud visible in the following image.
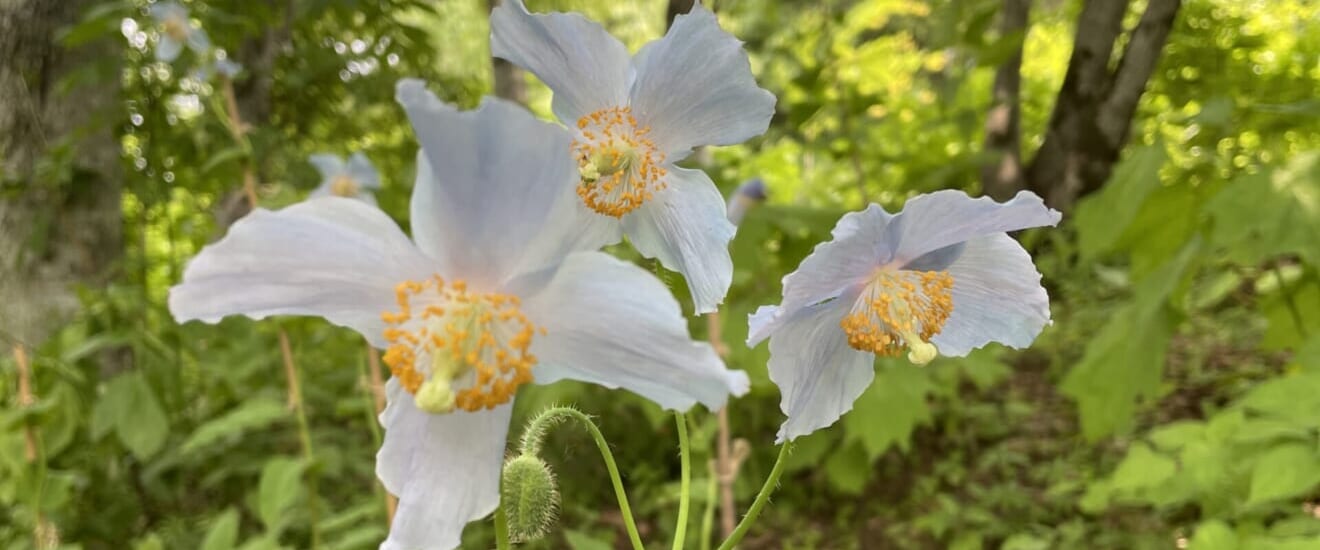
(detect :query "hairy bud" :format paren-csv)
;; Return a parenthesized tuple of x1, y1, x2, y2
(501, 454, 560, 543)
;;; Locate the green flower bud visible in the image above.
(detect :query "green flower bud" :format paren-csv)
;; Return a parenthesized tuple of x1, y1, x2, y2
(500, 454, 560, 543)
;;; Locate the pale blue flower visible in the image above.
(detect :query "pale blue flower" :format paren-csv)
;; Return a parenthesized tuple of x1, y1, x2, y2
(491, 0, 776, 313)
(308, 152, 381, 205)
(747, 191, 1061, 442)
(189, 58, 242, 82)
(170, 79, 748, 550)
(149, 2, 210, 62)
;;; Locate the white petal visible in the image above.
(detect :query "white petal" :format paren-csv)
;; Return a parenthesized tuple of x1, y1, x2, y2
(377, 380, 510, 550)
(148, 2, 186, 22)
(746, 205, 892, 346)
(156, 37, 183, 62)
(522, 252, 748, 411)
(489, 0, 631, 123)
(629, 3, 775, 159)
(621, 166, 734, 314)
(510, 183, 623, 280)
(888, 190, 1061, 267)
(347, 152, 382, 188)
(308, 153, 345, 179)
(930, 234, 1051, 356)
(764, 299, 875, 443)
(186, 27, 210, 53)
(397, 80, 578, 287)
(168, 198, 434, 348)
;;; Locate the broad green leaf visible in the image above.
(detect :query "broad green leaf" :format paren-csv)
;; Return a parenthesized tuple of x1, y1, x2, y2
(564, 530, 613, 550)
(1148, 421, 1205, 451)
(1207, 152, 1320, 266)
(1238, 371, 1320, 427)
(1259, 277, 1320, 351)
(93, 372, 169, 459)
(823, 442, 871, 495)
(257, 457, 306, 533)
(842, 361, 933, 459)
(1109, 443, 1176, 493)
(1191, 520, 1240, 550)
(1074, 143, 1168, 260)
(1002, 533, 1052, 550)
(1062, 243, 1198, 439)
(181, 398, 287, 456)
(200, 508, 240, 550)
(1247, 443, 1320, 506)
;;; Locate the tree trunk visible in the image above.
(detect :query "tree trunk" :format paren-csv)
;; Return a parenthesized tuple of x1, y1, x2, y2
(0, 0, 123, 347)
(980, 0, 1030, 201)
(667, 0, 697, 28)
(487, 0, 527, 105)
(1024, 0, 1182, 210)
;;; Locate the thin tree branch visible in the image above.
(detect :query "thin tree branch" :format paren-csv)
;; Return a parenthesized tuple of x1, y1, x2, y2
(980, 0, 1030, 200)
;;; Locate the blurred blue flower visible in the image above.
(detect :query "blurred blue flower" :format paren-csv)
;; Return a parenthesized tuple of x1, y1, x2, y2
(149, 2, 210, 62)
(307, 152, 381, 205)
(747, 190, 1061, 442)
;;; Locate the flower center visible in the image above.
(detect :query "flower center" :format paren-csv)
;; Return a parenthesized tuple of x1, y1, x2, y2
(329, 175, 360, 198)
(839, 269, 954, 365)
(571, 106, 666, 218)
(380, 276, 542, 414)
(162, 16, 189, 42)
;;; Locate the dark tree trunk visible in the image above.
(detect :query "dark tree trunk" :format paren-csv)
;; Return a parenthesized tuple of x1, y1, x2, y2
(1024, 0, 1182, 210)
(0, 0, 123, 347)
(980, 0, 1030, 201)
(487, 0, 527, 105)
(667, 0, 697, 28)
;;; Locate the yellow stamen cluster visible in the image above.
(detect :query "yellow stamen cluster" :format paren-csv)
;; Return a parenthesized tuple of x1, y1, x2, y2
(840, 269, 955, 364)
(162, 16, 189, 41)
(380, 276, 541, 413)
(571, 106, 667, 217)
(329, 175, 360, 198)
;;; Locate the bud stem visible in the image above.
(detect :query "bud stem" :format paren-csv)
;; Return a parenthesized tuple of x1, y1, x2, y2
(494, 505, 511, 550)
(518, 407, 644, 550)
(715, 441, 795, 550)
(672, 412, 691, 550)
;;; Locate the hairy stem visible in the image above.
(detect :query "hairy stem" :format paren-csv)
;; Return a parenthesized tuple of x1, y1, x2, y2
(715, 442, 794, 550)
(673, 412, 691, 550)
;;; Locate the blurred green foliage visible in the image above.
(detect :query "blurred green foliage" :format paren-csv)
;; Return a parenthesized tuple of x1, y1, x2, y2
(2, 0, 1319, 549)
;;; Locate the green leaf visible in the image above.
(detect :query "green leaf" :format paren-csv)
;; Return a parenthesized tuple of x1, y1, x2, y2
(181, 398, 287, 455)
(1207, 152, 1320, 266)
(257, 457, 306, 533)
(202, 146, 251, 174)
(842, 361, 933, 459)
(823, 442, 871, 495)
(1109, 442, 1176, 493)
(1191, 520, 1240, 550)
(1148, 421, 1205, 451)
(1247, 443, 1320, 506)
(564, 530, 613, 550)
(200, 508, 241, 550)
(93, 372, 169, 459)
(1062, 243, 1198, 439)
(1074, 143, 1168, 260)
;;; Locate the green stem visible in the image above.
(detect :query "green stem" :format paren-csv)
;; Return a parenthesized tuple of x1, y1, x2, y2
(715, 442, 794, 550)
(494, 505, 511, 550)
(699, 461, 718, 550)
(673, 413, 691, 550)
(520, 407, 644, 550)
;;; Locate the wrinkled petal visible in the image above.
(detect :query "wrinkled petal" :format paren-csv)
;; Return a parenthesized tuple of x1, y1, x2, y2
(510, 183, 622, 280)
(347, 152, 381, 189)
(888, 190, 1060, 268)
(378, 379, 510, 550)
(168, 198, 434, 347)
(746, 205, 893, 345)
(629, 3, 775, 160)
(308, 153, 345, 180)
(522, 252, 748, 411)
(762, 299, 875, 443)
(621, 166, 734, 314)
(930, 234, 1051, 356)
(490, 0, 631, 123)
(186, 27, 210, 53)
(397, 80, 578, 287)
(148, 2, 187, 22)
(156, 37, 183, 62)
